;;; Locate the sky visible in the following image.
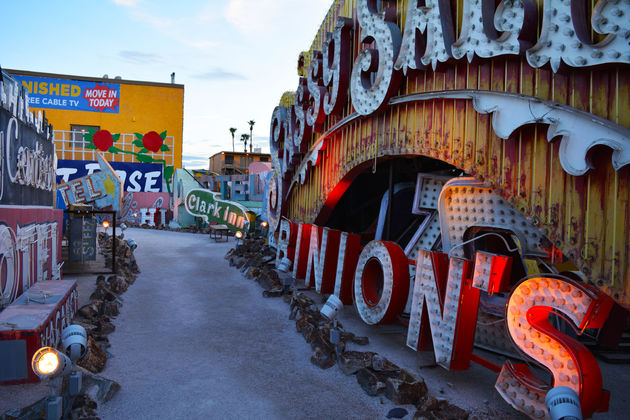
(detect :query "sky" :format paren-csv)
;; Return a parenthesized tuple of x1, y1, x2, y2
(1, 0, 332, 169)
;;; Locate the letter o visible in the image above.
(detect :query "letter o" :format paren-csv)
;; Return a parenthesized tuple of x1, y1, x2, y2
(0, 225, 17, 303)
(354, 240, 409, 324)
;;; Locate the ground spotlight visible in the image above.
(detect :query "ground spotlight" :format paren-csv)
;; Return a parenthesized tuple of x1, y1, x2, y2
(102, 220, 110, 229)
(234, 230, 244, 245)
(261, 221, 268, 228)
(320, 295, 343, 321)
(32, 347, 72, 420)
(546, 386, 582, 420)
(62, 325, 87, 362)
(32, 347, 71, 381)
(278, 257, 292, 273)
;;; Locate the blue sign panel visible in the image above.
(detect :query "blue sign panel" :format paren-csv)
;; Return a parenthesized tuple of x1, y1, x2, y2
(56, 160, 163, 192)
(11, 75, 120, 113)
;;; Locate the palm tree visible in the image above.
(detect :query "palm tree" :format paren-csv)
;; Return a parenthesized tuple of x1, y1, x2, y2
(247, 120, 255, 153)
(229, 127, 237, 152)
(240, 133, 249, 153)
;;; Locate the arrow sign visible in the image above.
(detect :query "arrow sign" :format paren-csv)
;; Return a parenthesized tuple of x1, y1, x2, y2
(57, 153, 123, 211)
(184, 188, 254, 232)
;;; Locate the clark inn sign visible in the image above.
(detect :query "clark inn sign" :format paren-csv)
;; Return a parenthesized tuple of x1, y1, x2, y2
(265, 1, 630, 419)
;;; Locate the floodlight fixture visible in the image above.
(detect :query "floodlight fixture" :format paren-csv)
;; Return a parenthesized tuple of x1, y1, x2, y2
(61, 325, 87, 363)
(546, 386, 583, 420)
(102, 221, 110, 229)
(31, 347, 71, 380)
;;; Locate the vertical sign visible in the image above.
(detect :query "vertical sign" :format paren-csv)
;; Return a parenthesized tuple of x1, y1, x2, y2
(68, 216, 96, 261)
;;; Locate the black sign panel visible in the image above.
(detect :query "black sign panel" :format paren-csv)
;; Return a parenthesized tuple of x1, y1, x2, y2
(0, 107, 55, 206)
(68, 216, 97, 261)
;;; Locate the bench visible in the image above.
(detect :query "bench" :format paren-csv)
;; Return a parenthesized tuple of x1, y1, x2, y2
(209, 224, 230, 242)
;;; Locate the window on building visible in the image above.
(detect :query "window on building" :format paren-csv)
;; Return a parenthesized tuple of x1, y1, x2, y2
(224, 155, 234, 164)
(260, 156, 269, 162)
(240, 156, 246, 168)
(70, 124, 100, 148)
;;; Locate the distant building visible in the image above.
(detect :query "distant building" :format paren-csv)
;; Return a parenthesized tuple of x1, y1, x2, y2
(209, 151, 270, 175)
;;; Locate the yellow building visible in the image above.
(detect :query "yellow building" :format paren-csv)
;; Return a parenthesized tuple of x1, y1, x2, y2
(209, 151, 270, 175)
(6, 69, 184, 184)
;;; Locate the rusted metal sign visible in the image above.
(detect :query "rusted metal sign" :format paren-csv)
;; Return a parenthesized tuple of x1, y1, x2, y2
(267, 0, 630, 307)
(57, 153, 123, 212)
(266, 2, 629, 417)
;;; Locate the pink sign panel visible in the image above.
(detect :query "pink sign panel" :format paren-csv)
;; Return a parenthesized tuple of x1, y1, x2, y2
(0, 207, 63, 306)
(119, 192, 170, 224)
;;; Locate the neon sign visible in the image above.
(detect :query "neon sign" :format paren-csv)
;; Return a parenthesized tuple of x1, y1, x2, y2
(268, 0, 630, 189)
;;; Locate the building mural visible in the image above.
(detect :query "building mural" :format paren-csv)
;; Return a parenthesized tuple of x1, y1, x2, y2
(266, 0, 630, 418)
(6, 69, 183, 189)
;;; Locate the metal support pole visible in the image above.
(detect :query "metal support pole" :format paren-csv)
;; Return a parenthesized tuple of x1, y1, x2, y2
(112, 213, 117, 274)
(385, 160, 394, 240)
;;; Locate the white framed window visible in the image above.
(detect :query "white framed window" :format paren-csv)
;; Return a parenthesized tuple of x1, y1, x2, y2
(70, 124, 99, 148)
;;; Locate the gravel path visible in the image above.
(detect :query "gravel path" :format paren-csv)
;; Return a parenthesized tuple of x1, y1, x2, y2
(98, 228, 403, 419)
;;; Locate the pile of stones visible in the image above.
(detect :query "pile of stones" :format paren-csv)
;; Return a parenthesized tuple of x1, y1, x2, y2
(225, 237, 282, 294)
(65, 233, 141, 417)
(290, 293, 369, 369)
(98, 232, 140, 276)
(74, 273, 132, 374)
(289, 293, 468, 419)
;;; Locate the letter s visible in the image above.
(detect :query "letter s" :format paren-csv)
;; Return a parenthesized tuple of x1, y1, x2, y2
(128, 171, 142, 192)
(497, 276, 614, 418)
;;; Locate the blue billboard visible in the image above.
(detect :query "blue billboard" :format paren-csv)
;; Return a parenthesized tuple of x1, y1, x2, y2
(12, 75, 120, 113)
(57, 160, 163, 192)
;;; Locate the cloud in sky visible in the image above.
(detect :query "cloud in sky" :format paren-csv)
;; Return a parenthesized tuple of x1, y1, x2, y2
(182, 155, 209, 169)
(111, 0, 141, 7)
(118, 50, 162, 64)
(225, 0, 331, 35)
(194, 68, 246, 81)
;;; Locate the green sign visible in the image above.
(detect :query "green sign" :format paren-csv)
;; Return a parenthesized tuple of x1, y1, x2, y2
(184, 188, 253, 232)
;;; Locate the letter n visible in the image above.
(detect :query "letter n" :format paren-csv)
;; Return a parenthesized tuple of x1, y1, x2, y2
(292, 224, 314, 281)
(305, 227, 341, 292)
(406, 250, 480, 370)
